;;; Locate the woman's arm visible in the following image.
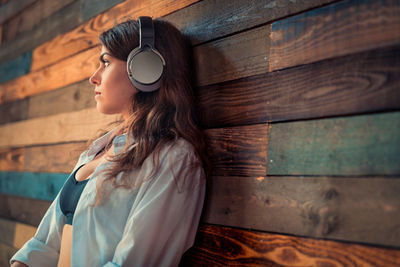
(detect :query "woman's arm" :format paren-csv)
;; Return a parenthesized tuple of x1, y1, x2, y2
(104, 142, 206, 267)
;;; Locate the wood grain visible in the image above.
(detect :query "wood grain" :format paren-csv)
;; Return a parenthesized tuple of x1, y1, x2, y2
(270, 0, 400, 71)
(203, 176, 400, 247)
(0, 0, 82, 65)
(0, 97, 28, 125)
(267, 111, 400, 175)
(81, 0, 125, 22)
(0, 171, 68, 201)
(0, 217, 35, 249)
(194, 26, 270, 87)
(0, 242, 17, 267)
(167, 0, 337, 46)
(197, 44, 400, 128)
(0, 107, 120, 148)
(30, 0, 200, 71)
(0, 46, 99, 104)
(0, 147, 24, 172)
(180, 224, 400, 266)
(2, 0, 74, 42)
(0, 0, 36, 24)
(205, 124, 268, 177)
(0, 194, 50, 227)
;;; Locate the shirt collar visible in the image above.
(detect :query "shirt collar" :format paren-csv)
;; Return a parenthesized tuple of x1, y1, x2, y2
(87, 126, 134, 158)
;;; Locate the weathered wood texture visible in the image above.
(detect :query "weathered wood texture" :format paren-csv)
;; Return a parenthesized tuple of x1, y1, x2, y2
(0, 108, 121, 148)
(0, 142, 86, 173)
(0, 0, 36, 24)
(0, 1, 82, 65)
(0, 98, 28, 125)
(2, 0, 74, 42)
(198, 44, 400, 128)
(180, 224, 400, 267)
(0, 217, 36, 249)
(81, 0, 125, 22)
(2, 0, 398, 106)
(30, 0, 200, 71)
(0, 171, 68, 201)
(30, 0, 334, 72)
(267, 111, 400, 175)
(0, 194, 50, 226)
(203, 176, 400, 247)
(0, 242, 17, 267)
(270, 0, 400, 71)
(0, 51, 31, 83)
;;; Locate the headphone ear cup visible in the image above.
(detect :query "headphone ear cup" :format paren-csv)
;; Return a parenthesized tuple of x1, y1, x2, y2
(127, 48, 164, 92)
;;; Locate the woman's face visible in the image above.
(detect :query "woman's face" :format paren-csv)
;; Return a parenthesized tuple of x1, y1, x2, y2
(89, 46, 138, 120)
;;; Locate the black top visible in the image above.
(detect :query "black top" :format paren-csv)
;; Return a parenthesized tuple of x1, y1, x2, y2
(59, 164, 89, 225)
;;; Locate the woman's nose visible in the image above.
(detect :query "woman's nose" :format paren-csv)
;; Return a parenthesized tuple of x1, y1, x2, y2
(89, 70, 100, 85)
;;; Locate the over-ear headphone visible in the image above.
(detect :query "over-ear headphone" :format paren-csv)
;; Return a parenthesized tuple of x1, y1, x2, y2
(127, 16, 166, 92)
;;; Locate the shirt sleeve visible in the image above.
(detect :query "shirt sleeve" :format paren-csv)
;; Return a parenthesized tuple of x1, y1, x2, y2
(9, 191, 66, 267)
(103, 142, 206, 267)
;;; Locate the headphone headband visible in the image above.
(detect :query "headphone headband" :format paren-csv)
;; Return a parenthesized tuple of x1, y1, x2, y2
(126, 16, 166, 92)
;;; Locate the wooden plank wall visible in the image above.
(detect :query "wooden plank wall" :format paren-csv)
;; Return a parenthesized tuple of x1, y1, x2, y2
(0, 0, 400, 266)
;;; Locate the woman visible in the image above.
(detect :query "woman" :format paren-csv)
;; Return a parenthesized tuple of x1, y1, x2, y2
(10, 16, 208, 267)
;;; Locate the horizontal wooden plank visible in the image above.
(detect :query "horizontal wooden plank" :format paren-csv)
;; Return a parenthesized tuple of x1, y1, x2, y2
(180, 224, 400, 266)
(206, 124, 269, 177)
(0, 217, 35, 249)
(0, 242, 18, 267)
(3, 0, 399, 106)
(30, 0, 200, 71)
(167, 0, 337, 46)
(203, 176, 400, 247)
(198, 44, 400, 128)
(0, 0, 82, 66)
(0, 194, 50, 226)
(0, 0, 36, 24)
(0, 51, 31, 83)
(0, 108, 120, 148)
(2, 0, 74, 43)
(0, 97, 28, 125)
(81, 0, 125, 22)
(0, 147, 24, 172)
(0, 171, 68, 201)
(267, 111, 400, 175)
(270, 0, 400, 71)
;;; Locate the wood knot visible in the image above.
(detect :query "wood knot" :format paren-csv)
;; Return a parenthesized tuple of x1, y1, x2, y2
(324, 188, 339, 200)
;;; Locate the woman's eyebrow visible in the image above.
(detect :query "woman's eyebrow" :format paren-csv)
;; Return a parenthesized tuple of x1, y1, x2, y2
(99, 52, 111, 62)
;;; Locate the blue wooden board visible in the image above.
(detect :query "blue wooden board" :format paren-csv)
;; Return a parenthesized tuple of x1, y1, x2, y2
(0, 51, 32, 83)
(0, 171, 68, 201)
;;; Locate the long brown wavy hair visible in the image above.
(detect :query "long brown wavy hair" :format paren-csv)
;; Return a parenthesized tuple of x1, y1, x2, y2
(88, 18, 209, 206)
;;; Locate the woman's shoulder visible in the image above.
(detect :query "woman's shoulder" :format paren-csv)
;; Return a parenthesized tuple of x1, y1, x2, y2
(160, 137, 198, 161)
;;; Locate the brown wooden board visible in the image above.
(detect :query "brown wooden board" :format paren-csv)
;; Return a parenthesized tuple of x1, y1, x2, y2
(27, 79, 95, 120)
(0, 242, 17, 267)
(0, 1, 82, 65)
(0, 217, 35, 249)
(3, 0, 400, 106)
(166, 0, 337, 46)
(197, 44, 400, 128)
(0, 194, 50, 227)
(2, 0, 74, 42)
(0, 98, 28, 125)
(0, 108, 120, 148)
(205, 124, 268, 177)
(267, 111, 400, 176)
(203, 176, 400, 247)
(30, 0, 200, 71)
(269, 0, 400, 71)
(180, 224, 400, 266)
(0, 147, 24, 172)
(0, 0, 36, 24)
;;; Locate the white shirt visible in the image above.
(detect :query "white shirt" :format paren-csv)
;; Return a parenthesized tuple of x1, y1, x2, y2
(10, 127, 206, 267)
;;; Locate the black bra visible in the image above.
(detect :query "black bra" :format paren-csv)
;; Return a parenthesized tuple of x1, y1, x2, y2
(59, 164, 89, 225)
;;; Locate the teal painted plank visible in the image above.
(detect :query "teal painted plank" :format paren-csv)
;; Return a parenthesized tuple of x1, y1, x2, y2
(267, 112, 400, 175)
(81, 0, 124, 22)
(0, 171, 68, 201)
(0, 51, 32, 83)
